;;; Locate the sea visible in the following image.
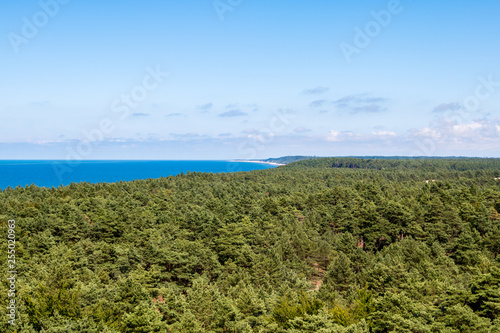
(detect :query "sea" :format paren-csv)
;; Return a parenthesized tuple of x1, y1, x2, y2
(0, 160, 276, 190)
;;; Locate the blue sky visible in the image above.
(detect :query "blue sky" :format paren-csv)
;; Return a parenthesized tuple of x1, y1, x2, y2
(1, 0, 500, 159)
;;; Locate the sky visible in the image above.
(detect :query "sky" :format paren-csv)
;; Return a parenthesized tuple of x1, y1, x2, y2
(1, 0, 500, 159)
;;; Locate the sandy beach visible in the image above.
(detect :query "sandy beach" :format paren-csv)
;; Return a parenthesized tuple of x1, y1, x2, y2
(230, 160, 286, 166)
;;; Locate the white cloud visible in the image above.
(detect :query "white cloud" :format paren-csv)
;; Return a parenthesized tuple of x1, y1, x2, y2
(327, 130, 341, 142)
(372, 131, 396, 137)
(326, 130, 361, 142)
(415, 127, 441, 139)
(408, 118, 500, 156)
(452, 122, 482, 136)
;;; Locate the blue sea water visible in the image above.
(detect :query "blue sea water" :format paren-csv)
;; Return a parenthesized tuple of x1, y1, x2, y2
(0, 160, 276, 190)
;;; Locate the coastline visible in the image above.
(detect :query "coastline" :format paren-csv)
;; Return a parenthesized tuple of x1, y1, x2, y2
(230, 160, 286, 166)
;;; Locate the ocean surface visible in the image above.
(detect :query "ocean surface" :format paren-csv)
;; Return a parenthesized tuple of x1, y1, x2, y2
(0, 160, 276, 190)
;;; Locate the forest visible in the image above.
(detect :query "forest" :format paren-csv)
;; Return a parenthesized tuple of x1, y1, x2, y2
(1, 157, 500, 332)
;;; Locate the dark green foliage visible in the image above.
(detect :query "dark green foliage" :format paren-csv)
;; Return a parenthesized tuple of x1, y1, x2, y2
(260, 156, 323, 164)
(322, 252, 355, 295)
(1, 157, 500, 332)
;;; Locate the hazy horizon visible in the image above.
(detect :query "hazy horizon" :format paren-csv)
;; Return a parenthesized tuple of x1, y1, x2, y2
(0, 155, 499, 162)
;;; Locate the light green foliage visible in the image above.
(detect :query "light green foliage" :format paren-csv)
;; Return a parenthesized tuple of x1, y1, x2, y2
(121, 301, 166, 332)
(272, 291, 323, 327)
